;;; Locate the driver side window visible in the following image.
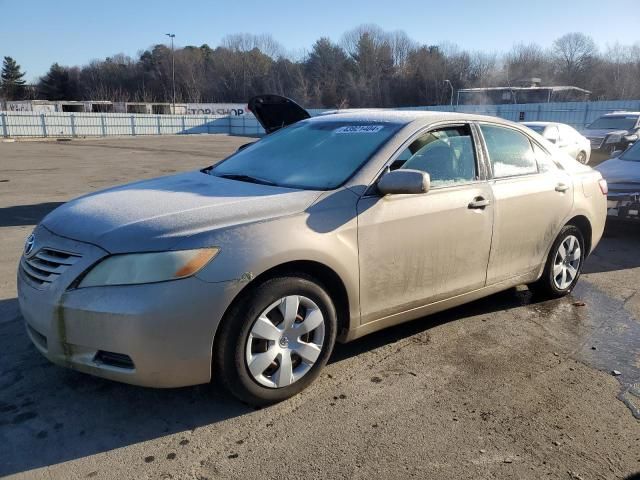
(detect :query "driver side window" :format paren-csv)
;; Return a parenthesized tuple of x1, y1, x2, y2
(393, 125, 478, 187)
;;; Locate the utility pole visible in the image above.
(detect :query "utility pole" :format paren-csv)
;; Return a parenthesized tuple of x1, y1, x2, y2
(165, 33, 176, 113)
(444, 79, 454, 106)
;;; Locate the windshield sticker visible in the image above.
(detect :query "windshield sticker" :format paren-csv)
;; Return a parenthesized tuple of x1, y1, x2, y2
(334, 125, 384, 134)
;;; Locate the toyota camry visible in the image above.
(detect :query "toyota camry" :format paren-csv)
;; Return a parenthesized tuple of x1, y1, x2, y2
(18, 95, 607, 405)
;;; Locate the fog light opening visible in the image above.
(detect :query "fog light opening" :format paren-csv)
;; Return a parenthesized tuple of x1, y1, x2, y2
(94, 350, 135, 370)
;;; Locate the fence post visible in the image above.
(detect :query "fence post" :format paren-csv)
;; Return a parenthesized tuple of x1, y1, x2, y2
(156, 116, 162, 135)
(204, 115, 209, 134)
(181, 116, 186, 134)
(537, 104, 542, 121)
(0, 113, 7, 138)
(100, 115, 107, 136)
(582, 103, 590, 129)
(130, 115, 136, 136)
(40, 114, 47, 138)
(70, 114, 76, 138)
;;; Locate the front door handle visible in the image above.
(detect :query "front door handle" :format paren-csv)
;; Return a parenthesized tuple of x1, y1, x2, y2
(555, 183, 570, 193)
(468, 197, 491, 209)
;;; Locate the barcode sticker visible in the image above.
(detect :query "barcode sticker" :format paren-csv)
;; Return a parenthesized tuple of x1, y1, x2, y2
(334, 125, 384, 134)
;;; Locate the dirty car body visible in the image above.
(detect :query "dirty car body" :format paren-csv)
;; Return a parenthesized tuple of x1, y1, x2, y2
(17, 99, 608, 403)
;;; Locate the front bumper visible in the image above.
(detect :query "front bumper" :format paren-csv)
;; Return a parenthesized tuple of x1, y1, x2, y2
(17, 227, 242, 388)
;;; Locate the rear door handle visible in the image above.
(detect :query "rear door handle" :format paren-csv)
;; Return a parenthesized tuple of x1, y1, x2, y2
(555, 183, 570, 193)
(468, 197, 490, 209)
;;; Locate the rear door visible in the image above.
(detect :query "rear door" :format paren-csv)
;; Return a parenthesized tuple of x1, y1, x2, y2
(479, 123, 574, 285)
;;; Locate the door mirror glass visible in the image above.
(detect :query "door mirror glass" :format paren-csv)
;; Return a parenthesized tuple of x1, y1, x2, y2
(378, 169, 430, 195)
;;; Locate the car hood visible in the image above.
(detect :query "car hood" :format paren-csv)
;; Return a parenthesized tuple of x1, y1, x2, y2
(42, 170, 321, 253)
(595, 158, 640, 185)
(248, 94, 311, 134)
(581, 128, 628, 138)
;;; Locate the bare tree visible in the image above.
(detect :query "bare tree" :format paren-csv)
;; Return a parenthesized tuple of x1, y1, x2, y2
(30, 26, 640, 107)
(552, 33, 598, 85)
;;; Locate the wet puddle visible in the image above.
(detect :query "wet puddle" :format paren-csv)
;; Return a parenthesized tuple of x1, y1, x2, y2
(526, 281, 640, 418)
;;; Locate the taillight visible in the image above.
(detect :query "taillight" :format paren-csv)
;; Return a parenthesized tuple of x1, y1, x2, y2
(598, 178, 608, 195)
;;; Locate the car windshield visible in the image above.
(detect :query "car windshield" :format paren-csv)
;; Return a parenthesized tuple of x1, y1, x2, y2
(619, 141, 640, 162)
(210, 120, 402, 190)
(524, 124, 546, 134)
(588, 116, 638, 130)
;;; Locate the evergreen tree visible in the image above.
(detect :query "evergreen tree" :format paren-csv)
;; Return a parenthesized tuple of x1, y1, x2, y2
(38, 63, 79, 100)
(1, 56, 27, 100)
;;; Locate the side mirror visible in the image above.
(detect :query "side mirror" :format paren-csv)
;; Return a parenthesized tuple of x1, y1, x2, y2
(377, 169, 430, 195)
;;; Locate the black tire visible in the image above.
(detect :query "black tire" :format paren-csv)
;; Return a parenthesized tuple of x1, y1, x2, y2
(576, 151, 588, 164)
(214, 274, 337, 406)
(529, 225, 585, 299)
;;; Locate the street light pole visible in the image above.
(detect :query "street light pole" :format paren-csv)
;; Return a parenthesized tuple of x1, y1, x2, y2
(444, 79, 454, 107)
(165, 33, 176, 113)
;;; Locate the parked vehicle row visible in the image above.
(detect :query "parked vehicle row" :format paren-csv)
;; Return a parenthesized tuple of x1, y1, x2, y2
(522, 121, 591, 164)
(596, 140, 640, 222)
(18, 94, 608, 405)
(582, 112, 640, 158)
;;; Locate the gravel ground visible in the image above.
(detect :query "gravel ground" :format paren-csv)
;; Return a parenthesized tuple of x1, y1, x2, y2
(0, 135, 638, 480)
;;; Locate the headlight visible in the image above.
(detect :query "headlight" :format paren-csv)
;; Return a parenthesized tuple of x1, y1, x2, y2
(605, 134, 622, 144)
(78, 248, 220, 288)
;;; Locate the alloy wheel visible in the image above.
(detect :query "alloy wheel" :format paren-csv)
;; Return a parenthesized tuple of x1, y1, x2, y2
(245, 295, 325, 388)
(552, 235, 581, 290)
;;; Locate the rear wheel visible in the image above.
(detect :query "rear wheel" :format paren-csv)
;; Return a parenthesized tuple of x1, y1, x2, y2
(529, 225, 585, 298)
(214, 275, 337, 405)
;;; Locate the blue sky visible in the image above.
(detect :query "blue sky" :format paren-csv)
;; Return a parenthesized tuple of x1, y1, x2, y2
(1, 0, 638, 82)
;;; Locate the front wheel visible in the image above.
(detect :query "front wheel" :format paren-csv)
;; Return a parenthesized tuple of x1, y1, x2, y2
(529, 225, 585, 299)
(214, 275, 337, 405)
(576, 151, 588, 164)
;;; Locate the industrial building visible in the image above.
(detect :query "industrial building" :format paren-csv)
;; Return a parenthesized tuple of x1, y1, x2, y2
(456, 78, 591, 105)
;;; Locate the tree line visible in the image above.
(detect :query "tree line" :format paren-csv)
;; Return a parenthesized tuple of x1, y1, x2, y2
(2, 26, 640, 107)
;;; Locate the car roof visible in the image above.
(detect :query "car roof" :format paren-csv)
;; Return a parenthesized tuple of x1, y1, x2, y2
(307, 109, 519, 128)
(522, 121, 555, 126)
(601, 111, 640, 117)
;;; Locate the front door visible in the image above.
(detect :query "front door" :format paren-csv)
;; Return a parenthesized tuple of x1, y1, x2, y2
(357, 124, 494, 325)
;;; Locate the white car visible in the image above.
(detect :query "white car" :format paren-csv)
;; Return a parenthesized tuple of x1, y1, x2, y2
(523, 122, 591, 164)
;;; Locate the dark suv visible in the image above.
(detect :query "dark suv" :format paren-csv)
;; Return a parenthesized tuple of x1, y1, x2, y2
(582, 112, 640, 159)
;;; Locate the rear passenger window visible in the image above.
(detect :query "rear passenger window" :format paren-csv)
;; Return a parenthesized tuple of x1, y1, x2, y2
(532, 143, 558, 173)
(480, 125, 538, 178)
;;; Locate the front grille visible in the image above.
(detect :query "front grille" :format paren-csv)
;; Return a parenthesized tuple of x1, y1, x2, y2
(588, 137, 604, 149)
(20, 248, 82, 287)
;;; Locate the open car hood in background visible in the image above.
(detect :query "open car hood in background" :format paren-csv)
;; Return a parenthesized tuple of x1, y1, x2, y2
(248, 94, 311, 134)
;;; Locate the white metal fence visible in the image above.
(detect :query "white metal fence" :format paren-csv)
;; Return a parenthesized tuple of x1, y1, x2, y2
(2, 99, 640, 139)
